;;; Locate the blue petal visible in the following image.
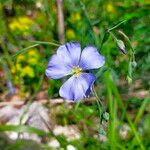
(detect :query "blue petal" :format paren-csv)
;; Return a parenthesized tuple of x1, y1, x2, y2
(59, 73, 96, 101)
(57, 42, 81, 67)
(79, 46, 105, 70)
(46, 54, 72, 79)
(46, 42, 81, 79)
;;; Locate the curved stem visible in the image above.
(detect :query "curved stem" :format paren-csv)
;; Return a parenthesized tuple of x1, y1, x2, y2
(107, 20, 127, 32)
(92, 87, 103, 108)
(92, 86, 105, 125)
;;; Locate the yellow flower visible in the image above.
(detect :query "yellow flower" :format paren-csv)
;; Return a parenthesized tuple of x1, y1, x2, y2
(143, 0, 150, 4)
(28, 58, 38, 65)
(9, 16, 33, 35)
(16, 64, 22, 71)
(18, 16, 33, 25)
(66, 29, 76, 40)
(11, 64, 22, 73)
(9, 21, 20, 31)
(21, 66, 35, 78)
(27, 49, 40, 65)
(106, 3, 115, 13)
(17, 54, 25, 62)
(28, 49, 39, 57)
(11, 66, 15, 74)
(70, 13, 81, 23)
(12, 75, 20, 85)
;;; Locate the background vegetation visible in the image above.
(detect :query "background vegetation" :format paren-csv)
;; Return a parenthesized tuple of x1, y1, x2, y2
(0, 0, 149, 149)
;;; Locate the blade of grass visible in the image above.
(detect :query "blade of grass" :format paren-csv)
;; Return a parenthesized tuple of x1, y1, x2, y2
(108, 20, 127, 32)
(0, 125, 50, 137)
(12, 44, 40, 58)
(12, 41, 60, 59)
(92, 87, 106, 137)
(109, 76, 145, 150)
(29, 40, 60, 46)
(104, 71, 116, 150)
(75, 101, 81, 111)
(134, 96, 150, 125)
(116, 143, 127, 150)
(0, 124, 62, 146)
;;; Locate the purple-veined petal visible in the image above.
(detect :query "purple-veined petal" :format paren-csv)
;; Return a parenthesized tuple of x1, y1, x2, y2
(57, 42, 81, 66)
(45, 54, 72, 79)
(59, 73, 96, 101)
(46, 42, 81, 79)
(79, 46, 105, 70)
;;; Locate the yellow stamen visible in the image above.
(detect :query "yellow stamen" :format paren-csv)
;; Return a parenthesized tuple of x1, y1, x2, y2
(72, 67, 82, 75)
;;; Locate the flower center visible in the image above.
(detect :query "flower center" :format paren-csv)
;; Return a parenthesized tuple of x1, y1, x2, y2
(72, 67, 82, 75)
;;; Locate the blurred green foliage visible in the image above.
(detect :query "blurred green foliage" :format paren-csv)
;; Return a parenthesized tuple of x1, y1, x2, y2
(0, 0, 149, 149)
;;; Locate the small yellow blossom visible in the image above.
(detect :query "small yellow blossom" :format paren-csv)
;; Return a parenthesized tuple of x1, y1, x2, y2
(27, 49, 40, 65)
(66, 29, 76, 40)
(16, 64, 22, 71)
(28, 49, 39, 57)
(52, 5, 57, 13)
(11, 67, 16, 74)
(9, 16, 33, 35)
(145, 0, 150, 4)
(21, 66, 35, 78)
(9, 22, 20, 31)
(106, 3, 115, 13)
(11, 48, 41, 83)
(18, 16, 32, 25)
(70, 13, 81, 23)
(28, 58, 38, 65)
(17, 54, 25, 62)
(11, 64, 22, 73)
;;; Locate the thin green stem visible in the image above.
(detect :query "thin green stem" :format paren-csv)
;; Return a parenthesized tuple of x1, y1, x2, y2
(29, 40, 60, 46)
(108, 20, 127, 32)
(134, 96, 150, 125)
(118, 30, 136, 82)
(12, 44, 40, 58)
(75, 101, 81, 111)
(12, 41, 59, 60)
(109, 31, 118, 42)
(92, 87, 103, 123)
(96, 99, 103, 124)
(116, 143, 126, 150)
(100, 20, 126, 51)
(92, 86, 107, 137)
(93, 87, 103, 108)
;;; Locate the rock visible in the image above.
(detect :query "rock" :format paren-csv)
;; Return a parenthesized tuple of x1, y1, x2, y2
(0, 102, 52, 143)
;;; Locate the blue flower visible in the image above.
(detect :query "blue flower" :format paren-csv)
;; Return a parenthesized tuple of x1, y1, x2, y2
(46, 42, 105, 101)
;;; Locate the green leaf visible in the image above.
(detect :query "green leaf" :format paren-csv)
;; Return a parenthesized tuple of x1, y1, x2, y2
(6, 139, 43, 150)
(0, 125, 51, 137)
